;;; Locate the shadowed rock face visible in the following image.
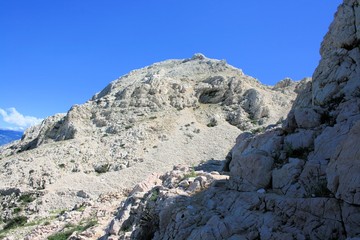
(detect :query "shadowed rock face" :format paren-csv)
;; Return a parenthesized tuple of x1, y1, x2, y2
(0, 54, 299, 238)
(104, 1, 360, 239)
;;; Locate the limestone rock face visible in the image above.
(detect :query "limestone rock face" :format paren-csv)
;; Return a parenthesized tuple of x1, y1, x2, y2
(327, 120, 360, 205)
(313, 0, 360, 107)
(102, 165, 347, 240)
(229, 129, 282, 191)
(0, 55, 298, 238)
(106, 1, 360, 239)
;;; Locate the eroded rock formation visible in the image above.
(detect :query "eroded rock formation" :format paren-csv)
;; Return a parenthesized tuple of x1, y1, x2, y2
(106, 1, 360, 239)
(0, 54, 298, 238)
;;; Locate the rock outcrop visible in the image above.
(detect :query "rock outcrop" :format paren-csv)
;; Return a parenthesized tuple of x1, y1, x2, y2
(0, 55, 298, 238)
(105, 1, 360, 239)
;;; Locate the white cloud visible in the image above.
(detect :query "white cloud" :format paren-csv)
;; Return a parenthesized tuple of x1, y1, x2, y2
(0, 108, 43, 130)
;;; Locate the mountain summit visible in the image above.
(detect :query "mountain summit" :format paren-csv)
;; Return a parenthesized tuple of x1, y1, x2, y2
(0, 54, 300, 238)
(107, 1, 360, 239)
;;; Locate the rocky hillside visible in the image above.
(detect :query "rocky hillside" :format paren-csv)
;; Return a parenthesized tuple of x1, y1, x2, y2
(0, 55, 299, 238)
(102, 0, 360, 239)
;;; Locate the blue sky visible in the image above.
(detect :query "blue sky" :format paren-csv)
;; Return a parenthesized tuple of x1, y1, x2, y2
(0, 1, 342, 130)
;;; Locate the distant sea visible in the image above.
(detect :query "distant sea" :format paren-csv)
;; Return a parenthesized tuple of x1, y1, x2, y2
(0, 129, 23, 146)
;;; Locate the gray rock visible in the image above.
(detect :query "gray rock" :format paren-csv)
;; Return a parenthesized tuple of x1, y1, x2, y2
(284, 129, 315, 150)
(294, 108, 321, 129)
(4, 0, 360, 239)
(76, 190, 89, 199)
(327, 120, 360, 205)
(272, 158, 305, 195)
(230, 150, 273, 191)
(103, 1, 360, 240)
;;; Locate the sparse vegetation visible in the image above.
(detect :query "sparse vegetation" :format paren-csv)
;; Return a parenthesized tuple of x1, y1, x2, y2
(193, 128, 200, 134)
(50, 208, 67, 216)
(207, 118, 217, 127)
(276, 117, 284, 125)
(2, 215, 28, 230)
(250, 127, 265, 134)
(320, 111, 335, 126)
(47, 219, 98, 240)
(19, 193, 35, 203)
(58, 163, 66, 169)
(301, 169, 332, 198)
(26, 216, 56, 227)
(304, 178, 332, 198)
(320, 111, 331, 124)
(149, 188, 159, 202)
(121, 225, 132, 232)
(250, 119, 258, 125)
(13, 207, 22, 214)
(76, 205, 86, 212)
(182, 167, 197, 180)
(47, 229, 74, 240)
(311, 179, 332, 197)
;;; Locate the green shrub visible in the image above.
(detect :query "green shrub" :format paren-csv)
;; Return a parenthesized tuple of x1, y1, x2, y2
(182, 167, 197, 180)
(250, 127, 265, 134)
(58, 163, 66, 168)
(76, 205, 86, 212)
(19, 194, 35, 203)
(149, 188, 159, 202)
(250, 119, 258, 125)
(13, 207, 22, 214)
(207, 119, 217, 127)
(47, 230, 73, 240)
(3, 216, 28, 230)
(312, 179, 332, 197)
(121, 225, 132, 232)
(47, 219, 97, 240)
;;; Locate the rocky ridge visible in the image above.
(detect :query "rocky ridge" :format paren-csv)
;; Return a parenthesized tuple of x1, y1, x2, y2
(102, 0, 360, 239)
(0, 54, 299, 238)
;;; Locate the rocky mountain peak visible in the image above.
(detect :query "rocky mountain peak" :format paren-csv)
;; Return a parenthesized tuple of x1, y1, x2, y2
(2, 54, 297, 157)
(97, 1, 360, 239)
(0, 54, 301, 238)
